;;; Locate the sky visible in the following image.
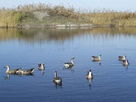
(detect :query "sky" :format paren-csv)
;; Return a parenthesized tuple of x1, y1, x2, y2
(0, 0, 136, 11)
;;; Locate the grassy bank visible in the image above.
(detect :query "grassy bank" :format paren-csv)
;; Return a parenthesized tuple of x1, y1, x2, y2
(0, 4, 136, 28)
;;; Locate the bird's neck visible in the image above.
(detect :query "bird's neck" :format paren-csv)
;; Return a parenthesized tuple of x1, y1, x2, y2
(71, 60, 74, 64)
(6, 67, 10, 73)
(54, 72, 58, 78)
(125, 60, 128, 64)
(41, 64, 44, 68)
(88, 72, 92, 76)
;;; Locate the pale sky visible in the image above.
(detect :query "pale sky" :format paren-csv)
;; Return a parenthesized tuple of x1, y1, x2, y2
(0, 0, 136, 11)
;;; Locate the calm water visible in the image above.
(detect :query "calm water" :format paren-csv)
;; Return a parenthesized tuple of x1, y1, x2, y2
(0, 28, 136, 102)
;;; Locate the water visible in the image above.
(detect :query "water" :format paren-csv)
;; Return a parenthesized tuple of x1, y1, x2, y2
(0, 28, 136, 102)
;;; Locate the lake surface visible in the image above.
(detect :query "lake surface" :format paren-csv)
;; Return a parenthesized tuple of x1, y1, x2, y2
(0, 28, 136, 102)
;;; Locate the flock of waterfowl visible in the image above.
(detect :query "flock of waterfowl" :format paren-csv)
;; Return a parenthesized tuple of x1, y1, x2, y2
(4, 55, 129, 86)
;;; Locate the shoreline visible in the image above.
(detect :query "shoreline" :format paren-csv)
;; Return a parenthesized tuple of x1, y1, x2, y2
(1, 23, 136, 29)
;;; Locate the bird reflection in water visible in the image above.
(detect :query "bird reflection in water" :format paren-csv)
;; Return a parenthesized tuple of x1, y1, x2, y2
(124, 65, 129, 71)
(92, 60, 102, 66)
(87, 79, 93, 89)
(54, 83, 63, 89)
(63, 67, 75, 72)
(40, 71, 45, 76)
(4, 73, 34, 80)
(4, 74, 10, 80)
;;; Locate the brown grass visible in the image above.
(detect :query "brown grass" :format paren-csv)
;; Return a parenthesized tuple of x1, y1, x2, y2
(0, 4, 136, 28)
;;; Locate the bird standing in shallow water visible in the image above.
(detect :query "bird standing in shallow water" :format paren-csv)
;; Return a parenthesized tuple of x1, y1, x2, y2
(64, 57, 75, 68)
(53, 71, 62, 86)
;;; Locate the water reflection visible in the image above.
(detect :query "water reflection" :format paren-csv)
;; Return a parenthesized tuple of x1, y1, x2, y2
(63, 67, 75, 72)
(4, 74, 11, 80)
(4, 73, 34, 80)
(1, 27, 136, 102)
(1, 28, 136, 43)
(54, 84, 63, 89)
(87, 79, 93, 90)
(92, 61, 102, 66)
(39, 70, 45, 76)
(17, 73, 34, 76)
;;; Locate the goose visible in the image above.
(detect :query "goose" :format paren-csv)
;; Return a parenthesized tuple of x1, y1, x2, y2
(64, 57, 75, 68)
(53, 71, 62, 85)
(38, 64, 45, 70)
(92, 55, 102, 61)
(16, 68, 35, 75)
(122, 60, 129, 66)
(118, 56, 126, 61)
(86, 69, 93, 79)
(5, 65, 19, 74)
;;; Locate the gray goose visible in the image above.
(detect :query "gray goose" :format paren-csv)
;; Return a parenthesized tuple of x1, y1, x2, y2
(86, 69, 93, 79)
(53, 71, 62, 85)
(64, 57, 75, 68)
(16, 68, 35, 75)
(122, 60, 129, 66)
(38, 64, 45, 70)
(5, 65, 19, 74)
(92, 55, 102, 61)
(118, 56, 126, 61)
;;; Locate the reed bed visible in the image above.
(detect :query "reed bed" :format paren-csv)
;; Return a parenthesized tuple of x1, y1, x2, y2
(0, 4, 136, 28)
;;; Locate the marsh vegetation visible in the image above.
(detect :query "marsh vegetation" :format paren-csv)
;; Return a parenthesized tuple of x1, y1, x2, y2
(0, 4, 136, 28)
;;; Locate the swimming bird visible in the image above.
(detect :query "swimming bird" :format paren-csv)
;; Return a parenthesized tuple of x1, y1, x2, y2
(16, 68, 35, 75)
(86, 69, 93, 79)
(92, 55, 102, 61)
(53, 71, 62, 85)
(122, 60, 129, 66)
(118, 56, 126, 61)
(38, 64, 45, 70)
(4, 65, 19, 74)
(64, 57, 75, 68)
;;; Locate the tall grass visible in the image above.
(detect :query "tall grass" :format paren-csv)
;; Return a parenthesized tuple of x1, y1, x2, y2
(84, 11, 136, 27)
(0, 4, 136, 28)
(0, 10, 22, 27)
